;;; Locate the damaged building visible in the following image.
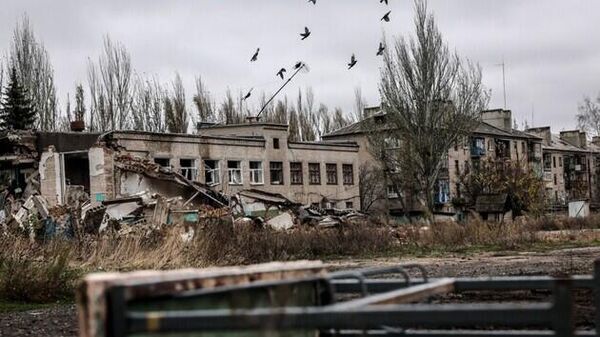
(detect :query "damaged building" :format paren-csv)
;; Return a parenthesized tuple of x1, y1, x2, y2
(82, 123, 361, 210)
(1, 123, 362, 236)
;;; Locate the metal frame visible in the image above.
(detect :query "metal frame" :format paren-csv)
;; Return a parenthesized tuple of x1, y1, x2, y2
(105, 259, 600, 337)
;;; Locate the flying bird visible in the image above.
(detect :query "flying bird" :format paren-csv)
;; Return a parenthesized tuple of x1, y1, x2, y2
(381, 11, 391, 22)
(294, 61, 305, 70)
(243, 89, 253, 100)
(276, 68, 286, 79)
(347, 54, 357, 69)
(250, 48, 260, 62)
(300, 27, 311, 40)
(308, 0, 316, 4)
(376, 42, 385, 56)
(380, 0, 388, 4)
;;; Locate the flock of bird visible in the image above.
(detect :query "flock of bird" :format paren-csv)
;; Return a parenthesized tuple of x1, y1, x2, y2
(243, 0, 393, 101)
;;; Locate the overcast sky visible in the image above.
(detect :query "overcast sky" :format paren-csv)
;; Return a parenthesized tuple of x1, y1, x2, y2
(1, 0, 599, 131)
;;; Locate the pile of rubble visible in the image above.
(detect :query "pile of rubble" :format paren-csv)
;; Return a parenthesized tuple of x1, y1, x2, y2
(1, 150, 367, 240)
(231, 189, 366, 230)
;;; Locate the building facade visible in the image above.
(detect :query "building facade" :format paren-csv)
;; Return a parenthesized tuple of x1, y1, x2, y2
(38, 123, 361, 210)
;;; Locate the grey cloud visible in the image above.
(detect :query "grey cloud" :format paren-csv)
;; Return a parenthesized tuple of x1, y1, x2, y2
(1, 0, 599, 131)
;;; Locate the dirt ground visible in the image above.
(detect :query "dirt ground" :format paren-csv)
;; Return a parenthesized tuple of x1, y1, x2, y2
(1, 246, 598, 336)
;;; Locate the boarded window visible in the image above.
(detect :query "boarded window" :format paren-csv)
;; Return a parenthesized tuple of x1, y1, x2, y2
(290, 162, 303, 185)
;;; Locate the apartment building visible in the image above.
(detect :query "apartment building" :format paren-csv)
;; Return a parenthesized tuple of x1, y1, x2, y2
(323, 108, 543, 214)
(35, 123, 361, 209)
(526, 127, 600, 205)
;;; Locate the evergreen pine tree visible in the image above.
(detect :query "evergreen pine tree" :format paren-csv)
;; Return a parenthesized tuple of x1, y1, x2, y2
(0, 67, 36, 130)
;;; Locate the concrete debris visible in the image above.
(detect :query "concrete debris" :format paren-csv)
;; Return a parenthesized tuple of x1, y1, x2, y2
(266, 212, 295, 230)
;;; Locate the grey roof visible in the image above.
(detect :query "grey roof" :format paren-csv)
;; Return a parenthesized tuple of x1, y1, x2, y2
(324, 112, 541, 140)
(543, 134, 590, 153)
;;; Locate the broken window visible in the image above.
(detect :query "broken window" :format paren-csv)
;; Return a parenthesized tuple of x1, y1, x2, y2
(227, 160, 242, 185)
(273, 138, 280, 149)
(270, 161, 283, 185)
(326, 163, 337, 185)
(290, 162, 303, 185)
(249, 161, 263, 184)
(342, 164, 354, 185)
(553, 156, 556, 168)
(204, 160, 220, 185)
(435, 179, 450, 204)
(470, 137, 485, 157)
(543, 153, 552, 171)
(179, 159, 197, 181)
(309, 163, 321, 185)
(154, 157, 171, 168)
(345, 201, 353, 209)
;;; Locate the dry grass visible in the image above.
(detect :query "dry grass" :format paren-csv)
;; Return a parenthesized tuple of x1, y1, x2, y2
(1, 215, 598, 303)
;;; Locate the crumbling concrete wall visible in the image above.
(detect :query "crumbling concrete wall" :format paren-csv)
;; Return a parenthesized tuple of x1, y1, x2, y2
(89, 146, 115, 204)
(39, 146, 62, 206)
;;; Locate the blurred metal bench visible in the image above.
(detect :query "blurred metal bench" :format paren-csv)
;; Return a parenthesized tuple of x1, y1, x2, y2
(77, 260, 600, 337)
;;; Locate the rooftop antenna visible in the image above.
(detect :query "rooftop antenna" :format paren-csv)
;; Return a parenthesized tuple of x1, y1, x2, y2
(496, 57, 507, 109)
(256, 61, 309, 119)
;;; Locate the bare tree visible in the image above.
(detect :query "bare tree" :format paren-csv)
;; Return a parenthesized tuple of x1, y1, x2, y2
(576, 93, 600, 136)
(131, 75, 165, 132)
(359, 164, 386, 212)
(193, 76, 216, 123)
(373, 0, 488, 217)
(87, 36, 134, 131)
(9, 15, 57, 131)
(164, 73, 188, 133)
(353, 87, 367, 121)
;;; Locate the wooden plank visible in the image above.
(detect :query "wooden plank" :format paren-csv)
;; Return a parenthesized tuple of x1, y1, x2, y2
(330, 278, 455, 310)
(77, 260, 326, 337)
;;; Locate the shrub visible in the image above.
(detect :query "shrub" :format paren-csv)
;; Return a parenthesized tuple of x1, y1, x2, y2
(0, 238, 79, 303)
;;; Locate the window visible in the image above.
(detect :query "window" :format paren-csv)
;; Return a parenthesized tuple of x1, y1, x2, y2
(559, 156, 563, 167)
(553, 156, 556, 168)
(553, 174, 558, 185)
(227, 160, 242, 185)
(179, 159, 197, 181)
(436, 179, 450, 204)
(345, 201, 354, 209)
(543, 153, 552, 171)
(343, 164, 354, 185)
(309, 163, 321, 185)
(154, 157, 170, 168)
(387, 185, 398, 199)
(249, 161, 263, 184)
(290, 162, 303, 185)
(273, 138, 280, 149)
(455, 160, 460, 175)
(204, 160, 220, 185)
(521, 142, 526, 155)
(270, 161, 283, 185)
(326, 163, 338, 185)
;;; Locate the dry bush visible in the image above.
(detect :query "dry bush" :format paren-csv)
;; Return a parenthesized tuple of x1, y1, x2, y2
(191, 219, 396, 265)
(404, 219, 538, 251)
(528, 214, 600, 231)
(0, 236, 79, 303)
